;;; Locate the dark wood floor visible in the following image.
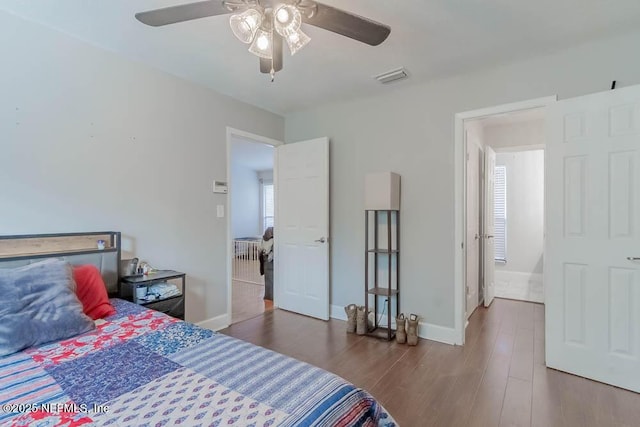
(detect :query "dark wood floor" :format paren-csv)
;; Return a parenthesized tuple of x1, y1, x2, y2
(231, 280, 273, 324)
(220, 298, 640, 427)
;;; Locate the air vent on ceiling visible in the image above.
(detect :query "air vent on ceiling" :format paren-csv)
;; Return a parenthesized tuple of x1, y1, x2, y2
(374, 67, 409, 84)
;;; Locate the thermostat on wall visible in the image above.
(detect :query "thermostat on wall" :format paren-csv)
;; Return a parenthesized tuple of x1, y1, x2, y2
(213, 180, 228, 194)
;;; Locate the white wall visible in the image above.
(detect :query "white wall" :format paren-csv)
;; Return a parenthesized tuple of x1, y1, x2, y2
(257, 170, 273, 181)
(495, 150, 545, 275)
(285, 29, 640, 330)
(484, 119, 545, 150)
(0, 11, 284, 324)
(230, 161, 260, 239)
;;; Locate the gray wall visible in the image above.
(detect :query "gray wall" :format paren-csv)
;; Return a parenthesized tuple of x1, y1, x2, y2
(496, 150, 545, 275)
(230, 162, 260, 239)
(0, 11, 284, 323)
(257, 170, 274, 181)
(285, 29, 640, 329)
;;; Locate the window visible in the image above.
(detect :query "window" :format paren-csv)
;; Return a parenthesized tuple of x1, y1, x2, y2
(262, 181, 274, 231)
(494, 165, 507, 262)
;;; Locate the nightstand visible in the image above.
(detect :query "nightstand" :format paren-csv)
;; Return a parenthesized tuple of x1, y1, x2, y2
(120, 270, 186, 320)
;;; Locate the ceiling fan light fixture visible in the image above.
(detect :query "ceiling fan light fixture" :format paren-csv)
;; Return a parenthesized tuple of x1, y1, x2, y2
(229, 8, 262, 44)
(249, 28, 273, 59)
(285, 28, 311, 55)
(136, 1, 391, 78)
(275, 6, 290, 24)
(274, 4, 301, 37)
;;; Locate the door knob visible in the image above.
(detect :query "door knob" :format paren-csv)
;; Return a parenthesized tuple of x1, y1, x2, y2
(315, 237, 326, 243)
(627, 257, 640, 261)
(485, 235, 494, 239)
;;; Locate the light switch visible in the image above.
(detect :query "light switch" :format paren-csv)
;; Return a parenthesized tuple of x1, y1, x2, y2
(217, 205, 225, 218)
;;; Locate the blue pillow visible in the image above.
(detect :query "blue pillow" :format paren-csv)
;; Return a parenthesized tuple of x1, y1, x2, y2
(0, 259, 95, 356)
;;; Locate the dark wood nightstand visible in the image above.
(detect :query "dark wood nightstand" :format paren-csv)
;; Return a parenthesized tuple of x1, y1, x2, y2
(120, 270, 186, 320)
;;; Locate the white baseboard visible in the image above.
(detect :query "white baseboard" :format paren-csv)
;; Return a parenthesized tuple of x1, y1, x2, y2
(422, 322, 460, 345)
(196, 313, 230, 331)
(330, 304, 349, 321)
(198, 306, 460, 345)
(330, 304, 459, 346)
(495, 270, 544, 303)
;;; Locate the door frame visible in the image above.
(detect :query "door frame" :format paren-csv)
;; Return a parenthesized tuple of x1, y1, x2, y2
(453, 96, 556, 345)
(226, 127, 283, 327)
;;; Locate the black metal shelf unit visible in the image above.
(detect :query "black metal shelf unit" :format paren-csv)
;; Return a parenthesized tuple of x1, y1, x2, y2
(364, 209, 400, 341)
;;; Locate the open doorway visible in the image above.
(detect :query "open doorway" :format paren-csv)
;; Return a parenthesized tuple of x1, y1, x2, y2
(464, 107, 546, 320)
(457, 87, 640, 390)
(227, 128, 281, 324)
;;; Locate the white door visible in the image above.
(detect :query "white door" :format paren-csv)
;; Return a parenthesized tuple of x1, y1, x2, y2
(275, 137, 330, 320)
(466, 132, 482, 318)
(546, 85, 640, 392)
(484, 146, 496, 307)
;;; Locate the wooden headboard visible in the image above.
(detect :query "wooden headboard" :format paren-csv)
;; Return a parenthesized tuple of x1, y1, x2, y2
(0, 232, 122, 296)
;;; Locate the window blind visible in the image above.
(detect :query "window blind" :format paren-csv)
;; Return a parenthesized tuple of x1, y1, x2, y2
(494, 165, 507, 262)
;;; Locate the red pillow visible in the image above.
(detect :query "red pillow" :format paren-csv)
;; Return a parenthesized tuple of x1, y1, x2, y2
(73, 265, 116, 320)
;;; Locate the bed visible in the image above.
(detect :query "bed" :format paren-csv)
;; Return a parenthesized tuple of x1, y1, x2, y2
(0, 233, 396, 427)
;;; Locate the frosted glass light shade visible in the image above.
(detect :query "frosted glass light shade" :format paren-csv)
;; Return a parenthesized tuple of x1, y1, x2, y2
(274, 4, 301, 37)
(229, 8, 262, 44)
(249, 28, 272, 59)
(285, 28, 311, 55)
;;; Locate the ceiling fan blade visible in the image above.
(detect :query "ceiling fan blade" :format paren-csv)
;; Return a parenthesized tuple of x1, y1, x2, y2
(259, 33, 283, 74)
(135, 0, 230, 27)
(303, 2, 391, 46)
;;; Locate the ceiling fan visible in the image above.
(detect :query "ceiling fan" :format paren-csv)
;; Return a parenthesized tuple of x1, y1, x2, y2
(135, 0, 391, 80)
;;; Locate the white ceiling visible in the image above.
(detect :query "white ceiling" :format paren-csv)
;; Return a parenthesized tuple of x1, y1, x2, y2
(3, 1, 640, 114)
(231, 136, 274, 171)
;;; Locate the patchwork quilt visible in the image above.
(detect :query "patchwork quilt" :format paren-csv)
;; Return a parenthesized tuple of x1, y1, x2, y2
(0, 299, 396, 427)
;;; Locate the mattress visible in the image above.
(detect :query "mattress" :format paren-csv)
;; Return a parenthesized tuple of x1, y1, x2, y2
(0, 299, 396, 426)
